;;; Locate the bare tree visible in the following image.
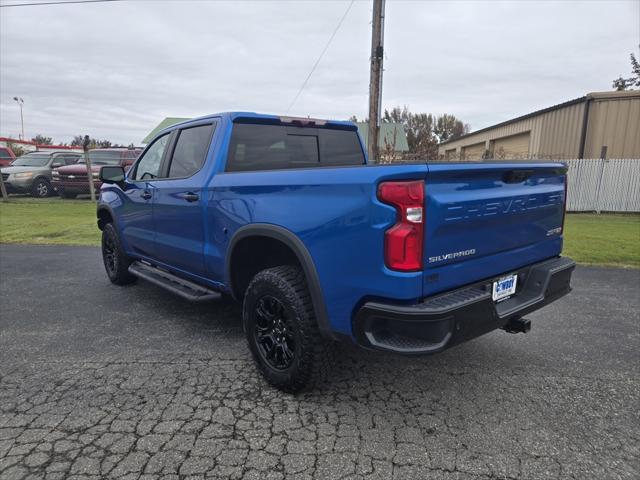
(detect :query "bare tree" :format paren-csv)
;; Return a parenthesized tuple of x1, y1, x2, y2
(31, 134, 53, 145)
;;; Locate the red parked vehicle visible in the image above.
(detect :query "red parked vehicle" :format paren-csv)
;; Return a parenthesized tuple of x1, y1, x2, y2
(0, 146, 17, 167)
(52, 148, 141, 198)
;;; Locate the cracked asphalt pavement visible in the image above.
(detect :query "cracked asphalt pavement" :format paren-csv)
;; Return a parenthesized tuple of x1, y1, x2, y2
(0, 244, 638, 480)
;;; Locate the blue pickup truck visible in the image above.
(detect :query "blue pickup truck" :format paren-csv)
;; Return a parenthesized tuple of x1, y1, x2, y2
(97, 112, 575, 392)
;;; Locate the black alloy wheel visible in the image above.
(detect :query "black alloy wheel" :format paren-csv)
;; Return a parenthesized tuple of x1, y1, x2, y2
(253, 295, 296, 370)
(103, 231, 117, 277)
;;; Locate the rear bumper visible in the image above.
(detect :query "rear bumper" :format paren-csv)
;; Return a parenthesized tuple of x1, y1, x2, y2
(353, 256, 575, 354)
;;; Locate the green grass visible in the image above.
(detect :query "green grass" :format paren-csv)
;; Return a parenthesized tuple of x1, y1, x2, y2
(1, 197, 639, 268)
(0, 196, 100, 246)
(562, 213, 640, 268)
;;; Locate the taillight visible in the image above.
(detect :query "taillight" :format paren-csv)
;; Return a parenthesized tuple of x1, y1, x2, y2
(378, 180, 424, 272)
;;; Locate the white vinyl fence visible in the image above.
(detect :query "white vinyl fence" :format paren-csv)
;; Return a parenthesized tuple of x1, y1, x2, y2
(565, 159, 640, 212)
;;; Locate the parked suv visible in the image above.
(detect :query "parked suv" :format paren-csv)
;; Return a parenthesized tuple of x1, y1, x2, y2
(1, 150, 82, 197)
(0, 146, 16, 167)
(52, 148, 141, 198)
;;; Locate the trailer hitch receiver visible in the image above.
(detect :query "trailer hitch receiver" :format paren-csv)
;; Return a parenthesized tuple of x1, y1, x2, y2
(502, 317, 531, 334)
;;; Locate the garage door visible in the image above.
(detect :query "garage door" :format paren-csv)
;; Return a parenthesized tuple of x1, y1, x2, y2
(492, 132, 530, 159)
(445, 148, 457, 160)
(461, 142, 485, 160)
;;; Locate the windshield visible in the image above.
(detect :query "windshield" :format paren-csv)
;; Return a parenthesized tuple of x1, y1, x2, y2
(12, 153, 51, 167)
(88, 151, 122, 165)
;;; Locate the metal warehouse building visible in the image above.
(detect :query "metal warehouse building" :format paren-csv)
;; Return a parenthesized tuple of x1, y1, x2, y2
(439, 90, 640, 160)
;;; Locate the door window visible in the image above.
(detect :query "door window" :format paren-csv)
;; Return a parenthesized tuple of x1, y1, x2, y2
(167, 124, 215, 178)
(133, 134, 170, 181)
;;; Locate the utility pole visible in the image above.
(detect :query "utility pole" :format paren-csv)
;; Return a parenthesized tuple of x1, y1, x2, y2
(83, 135, 96, 202)
(13, 97, 24, 140)
(367, 0, 385, 163)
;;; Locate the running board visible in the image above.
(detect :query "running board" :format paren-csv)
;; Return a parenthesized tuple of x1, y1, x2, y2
(128, 261, 221, 302)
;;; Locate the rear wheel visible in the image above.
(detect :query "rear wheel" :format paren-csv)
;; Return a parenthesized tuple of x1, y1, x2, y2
(31, 178, 51, 198)
(243, 265, 331, 393)
(102, 223, 136, 285)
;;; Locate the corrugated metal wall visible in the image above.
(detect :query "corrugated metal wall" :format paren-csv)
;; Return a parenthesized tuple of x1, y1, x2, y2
(566, 159, 640, 212)
(536, 102, 585, 158)
(438, 91, 640, 160)
(438, 101, 585, 159)
(584, 97, 640, 158)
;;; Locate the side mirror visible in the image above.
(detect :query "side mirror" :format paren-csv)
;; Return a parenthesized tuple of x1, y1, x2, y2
(51, 162, 63, 168)
(100, 165, 125, 184)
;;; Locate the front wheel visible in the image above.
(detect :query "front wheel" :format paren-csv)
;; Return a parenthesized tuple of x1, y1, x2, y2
(243, 265, 332, 393)
(102, 223, 136, 285)
(31, 178, 52, 198)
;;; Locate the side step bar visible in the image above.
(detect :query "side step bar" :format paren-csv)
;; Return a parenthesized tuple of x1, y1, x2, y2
(128, 261, 221, 302)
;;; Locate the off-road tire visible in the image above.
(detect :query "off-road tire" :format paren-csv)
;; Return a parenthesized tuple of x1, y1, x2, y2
(31, 178, 52, 198)
(243, 265, 332, 393)
(101, 223, 136, 285)
(59, 190, 78, 199)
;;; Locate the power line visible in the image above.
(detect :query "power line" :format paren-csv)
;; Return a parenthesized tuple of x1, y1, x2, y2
(0, 0, 124, 7)
(286, 0, 355, 114)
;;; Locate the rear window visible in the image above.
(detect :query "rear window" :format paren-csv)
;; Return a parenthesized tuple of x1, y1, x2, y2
(226, 123, 364, 172)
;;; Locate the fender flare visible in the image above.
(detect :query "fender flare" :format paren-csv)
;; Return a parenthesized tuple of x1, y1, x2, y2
(96, 204, 118, 231)
(226, 224, 335, 340)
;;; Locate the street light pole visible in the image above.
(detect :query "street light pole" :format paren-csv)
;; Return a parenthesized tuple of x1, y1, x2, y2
(12, 97, 24, 140)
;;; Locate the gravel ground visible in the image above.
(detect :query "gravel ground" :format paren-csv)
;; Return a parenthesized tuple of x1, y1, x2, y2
(0, 244, 638, 480)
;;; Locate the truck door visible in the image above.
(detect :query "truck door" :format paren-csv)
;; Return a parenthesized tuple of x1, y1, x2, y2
(119, 133, 171, 259)
(151, 122, 216, 277)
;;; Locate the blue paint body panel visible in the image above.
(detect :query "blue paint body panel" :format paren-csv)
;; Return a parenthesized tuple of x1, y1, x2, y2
(99, 112, 567, 340)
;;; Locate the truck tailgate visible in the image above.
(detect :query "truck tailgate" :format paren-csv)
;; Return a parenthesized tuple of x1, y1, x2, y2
(423, 162, 566, 296)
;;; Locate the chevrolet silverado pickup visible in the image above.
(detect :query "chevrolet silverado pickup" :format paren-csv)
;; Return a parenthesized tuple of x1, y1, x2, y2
(97, 112, 575, 392)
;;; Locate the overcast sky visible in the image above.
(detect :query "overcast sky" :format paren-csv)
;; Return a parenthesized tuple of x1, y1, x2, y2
(1, 0, 638, 145)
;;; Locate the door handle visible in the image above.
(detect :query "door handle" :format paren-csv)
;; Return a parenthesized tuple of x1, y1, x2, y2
(179, 192, 199, 202)
(141, 191, 152, 200)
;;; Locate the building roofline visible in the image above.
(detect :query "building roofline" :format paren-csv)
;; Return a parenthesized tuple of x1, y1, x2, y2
(0, 137, 82, 150)
(439, 90, 640, 146)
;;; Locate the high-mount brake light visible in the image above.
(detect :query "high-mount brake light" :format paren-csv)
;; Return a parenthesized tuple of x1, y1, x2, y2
(378, 180, 425, 272)
(279, 116, 327, 127)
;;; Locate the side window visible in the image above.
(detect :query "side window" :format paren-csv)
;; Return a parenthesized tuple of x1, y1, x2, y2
(226, 124, 319, 172)
(133, 134, 170, 181)
(167, 124, 215, 178)
(0, 148, 11, 160)
(319, 129, 365, 166)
